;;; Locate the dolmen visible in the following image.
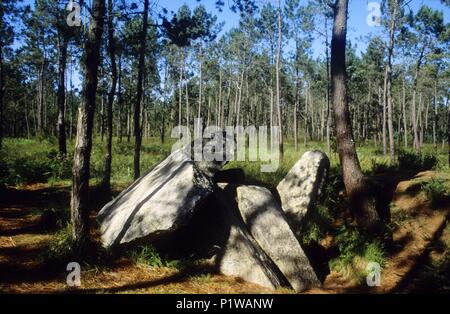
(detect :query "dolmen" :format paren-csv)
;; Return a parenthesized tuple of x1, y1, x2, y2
(97, 148, 330, 292)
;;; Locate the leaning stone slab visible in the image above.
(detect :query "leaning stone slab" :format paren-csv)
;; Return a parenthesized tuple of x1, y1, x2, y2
(214, 184, 286, 290)
(276, 151, 330, 235)
(236, 185, 320, 292)
(97, 147, 225, 248)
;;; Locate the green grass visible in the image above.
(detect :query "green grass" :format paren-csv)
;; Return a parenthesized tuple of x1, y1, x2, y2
(1, 136, 448, 188)
(329, 225, 387, 283)
(128, 245, 196, 270)
(421, 178, 449, 207)
(43, 224, 75, 261)
(0, 137, 174, 187)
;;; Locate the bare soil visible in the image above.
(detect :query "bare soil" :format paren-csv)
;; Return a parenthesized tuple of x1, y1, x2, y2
(0, 171, 448, 294)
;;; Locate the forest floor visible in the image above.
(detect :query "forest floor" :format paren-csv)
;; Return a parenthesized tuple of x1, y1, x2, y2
(0, 170, 449, 294)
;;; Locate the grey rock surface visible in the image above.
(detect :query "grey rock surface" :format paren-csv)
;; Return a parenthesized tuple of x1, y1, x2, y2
(236, 185, 321, 292)
(97, 148, 222, 247)
(276, 150, 330, 235)
(214, 184, 286, 290)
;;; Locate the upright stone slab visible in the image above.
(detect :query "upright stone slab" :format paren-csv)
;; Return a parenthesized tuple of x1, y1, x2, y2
(276, 151, 330, 234)
(215, 184, 286, 290)
(97, 147, 225, 247)
(236, 185, 320, 292)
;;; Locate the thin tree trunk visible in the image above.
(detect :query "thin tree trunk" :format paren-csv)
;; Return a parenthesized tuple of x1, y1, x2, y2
(411, 49, 424, 151)
(383, 0, 397, 160)
(219, 68, 224, 128)
(25, 101, 30, 139)
(331, 0, 380, 232)
(37, 64, 44, 136)
(57, 36, 68, 155)
(447, 96, 450, 167)
(178, 55, 183, 128)
(276, 0, 284, 159)
(433, 82, 437, 147)
(419, 93, 424, 148)
(133, 0, 149, 180)
(305, 83, 309, 146)
(325, 16, 332, 153)
(118, 56, 123, 143)
(102, 0, 118, 193)
(403, 79, 407, 149)
(382, 83, 387, 156)
(198, 45, 202, 121)
(0, 37, 3, 149)
(100, 94, 104, 140)
(71, 0, 105, 249)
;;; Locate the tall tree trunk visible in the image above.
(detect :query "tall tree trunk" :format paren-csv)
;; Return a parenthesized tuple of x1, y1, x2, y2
(382, 83, 387, 156)
(0, 38, 3, 150)
(37, 64, 44, 136)
(294, 64, 299, 151)
(100, 94, 104, 140)
(118, 56, 123, 143)
(331, 0, 380, 232)
(133, 0, 149, 180)
(276, 0, 284, 159)
(198, 45, 202, 121)
(304, 83, 308, 146)
(411, 49, 424, 151)
(384, 0, 397, 161)
(447, 96, 450, 167)
(219, 68, 224, 128)
(57, 36, 68, 156)
(102, 0, 118, 193)
(178, 55, 183, 128)
(71, 0, 105, 249)
(25, 101, 30, 139)
(402, 79, 407, 149)
(325, 16, 332, 154)
(419, 93, 424, 148)
(433, 82, 437, 147)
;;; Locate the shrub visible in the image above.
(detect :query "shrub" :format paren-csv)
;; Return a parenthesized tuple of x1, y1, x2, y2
(129, 245, 164, 267)
(331, 226, 387, 270)
(371, 159, 395, 174)
(398, 151, 438, 171)
(128, 245, 197, 270)
(0, 140, 72, 186)
(44, 224, 75, 261)
(422, 179, 448, 207)
(47, 150, 72, 181)
(364, 240, 386, 267)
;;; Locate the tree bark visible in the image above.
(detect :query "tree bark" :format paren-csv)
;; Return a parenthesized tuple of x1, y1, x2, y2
(402, 79, 407, 149)
(433, 82, 437, 147)
(71, 0, 105, 249)
(384, 0, 397, 161)
(133, 0, 149, 180)
(411, 49, 424, 151)
(447, 96, 450, 167)
(331, 0, 380, 232)
(0, 37, 3, 150)
(37, 63, 44, 136)
(102, 0, 118, 193)
(276, 0, 284, 159)
(57, 35, 68, 156)
(325, 16, 332, 153)
(198, 45, 203, 121)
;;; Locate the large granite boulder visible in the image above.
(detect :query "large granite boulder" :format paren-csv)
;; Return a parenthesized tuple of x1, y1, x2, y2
(214, 184, 287, 290)
(236, 185, 320, 292)
(97, 146, 226, 247)
(276, 151, 330, 235)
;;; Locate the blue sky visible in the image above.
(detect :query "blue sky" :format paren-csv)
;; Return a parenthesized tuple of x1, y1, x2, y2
(155, 0, 449, 59)
(18, 0, 449, 58)
(16, 0, 450, 89)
